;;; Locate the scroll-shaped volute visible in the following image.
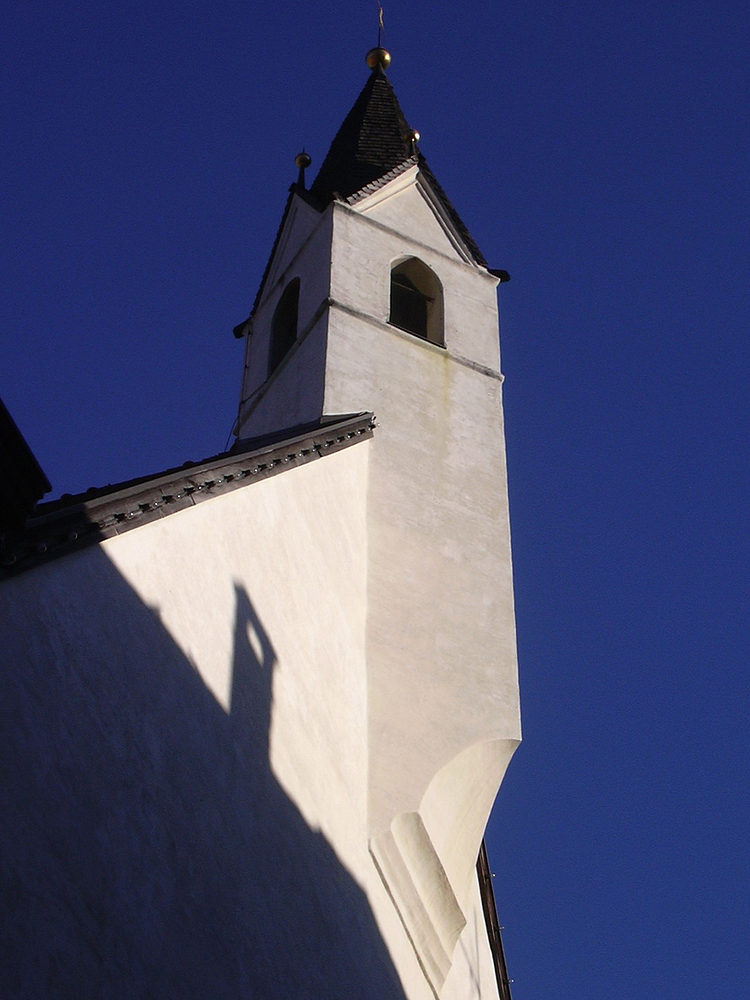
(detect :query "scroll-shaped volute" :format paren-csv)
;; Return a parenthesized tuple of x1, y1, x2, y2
(370, 812, 464, 992)
(369, 737, 519, 995)
(419, 738, 519, 913)
(389, 257, 444, 347)
(268, 277, 301, 376)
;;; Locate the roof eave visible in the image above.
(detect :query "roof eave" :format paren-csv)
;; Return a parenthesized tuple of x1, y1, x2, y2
(1, 413, 375, 581)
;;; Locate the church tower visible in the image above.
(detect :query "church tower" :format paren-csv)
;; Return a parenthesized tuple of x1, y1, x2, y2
(234, 46, 520, 995)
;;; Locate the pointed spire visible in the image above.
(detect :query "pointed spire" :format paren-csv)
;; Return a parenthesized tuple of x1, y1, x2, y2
(302, 38, 489, 269)
(309, 52, 413, 205)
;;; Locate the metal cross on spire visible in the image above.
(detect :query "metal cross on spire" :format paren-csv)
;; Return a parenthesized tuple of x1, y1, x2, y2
(366, 5, 391, 71)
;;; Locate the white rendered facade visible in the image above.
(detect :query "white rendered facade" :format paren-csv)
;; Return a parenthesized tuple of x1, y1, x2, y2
(0, 60, 519, 1000)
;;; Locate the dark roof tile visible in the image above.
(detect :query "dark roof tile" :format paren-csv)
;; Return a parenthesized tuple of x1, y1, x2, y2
(312, 66, 487, 265)
(310, 67, 413, 203)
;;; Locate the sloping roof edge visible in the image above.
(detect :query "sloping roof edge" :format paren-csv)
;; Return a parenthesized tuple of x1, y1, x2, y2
(0, 413, 375, 581)
(417, 154, 488, 268)
(345, 156, 487, 268)
(343, 156, 419, 205)
(233, 184, 325, 336)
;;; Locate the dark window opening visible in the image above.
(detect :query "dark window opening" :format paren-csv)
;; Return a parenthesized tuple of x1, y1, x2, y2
(268, 278, 300, 376)
(390, 273, 429, 340)
(389, 259, 443, 346)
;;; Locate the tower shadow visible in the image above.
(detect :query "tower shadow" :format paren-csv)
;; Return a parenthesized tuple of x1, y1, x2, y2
(0, 553, 406, 1000)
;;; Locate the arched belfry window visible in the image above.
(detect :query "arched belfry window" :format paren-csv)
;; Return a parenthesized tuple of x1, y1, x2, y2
(389, 258, 444, 347)
(268, 278, 300, 376)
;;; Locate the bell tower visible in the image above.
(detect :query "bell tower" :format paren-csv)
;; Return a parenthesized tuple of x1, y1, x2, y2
(234, 46, 519, 996)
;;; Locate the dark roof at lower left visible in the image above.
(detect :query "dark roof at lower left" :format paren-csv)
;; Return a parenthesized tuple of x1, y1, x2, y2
(0, 396, 51, 532)
(0, 413, 375, 581)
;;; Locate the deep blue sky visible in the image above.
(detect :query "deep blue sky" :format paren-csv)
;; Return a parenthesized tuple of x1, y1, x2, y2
(3, 3, 749, 998)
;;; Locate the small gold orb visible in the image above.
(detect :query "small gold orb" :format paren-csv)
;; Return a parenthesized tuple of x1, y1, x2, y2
(366, 47, 392, 70)
(406, 129, 420, 144)
(295, 152, 312, 170)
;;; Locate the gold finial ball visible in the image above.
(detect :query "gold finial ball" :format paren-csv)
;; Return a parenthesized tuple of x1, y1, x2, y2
(295, 152, 312, 170)
(366, 47, 391, 70)
(406, 129, 420, 145)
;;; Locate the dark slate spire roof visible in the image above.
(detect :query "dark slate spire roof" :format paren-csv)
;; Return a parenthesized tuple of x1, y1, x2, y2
(309, 65, 488, 267)
(309, 66, 413, 203)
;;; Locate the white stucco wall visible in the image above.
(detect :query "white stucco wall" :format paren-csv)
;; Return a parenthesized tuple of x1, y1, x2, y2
(325, 187, 519, 800)
(1, 440, 436, 998)
(230, 167, 520, 997)
(441, 877, 505, 1000)
(353, 165, 464, 262)
(101, 446, 371, 869)
(336, 184, 503, 372)
(325, 193, 519, 992)
(2, 427, 510, 998)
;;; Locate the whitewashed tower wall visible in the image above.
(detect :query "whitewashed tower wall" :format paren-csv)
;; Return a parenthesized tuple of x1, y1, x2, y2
(236, 54, 520, 997)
